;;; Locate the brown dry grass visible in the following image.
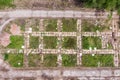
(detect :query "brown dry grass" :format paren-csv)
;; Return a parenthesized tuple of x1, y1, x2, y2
(13, 0, 83, 10)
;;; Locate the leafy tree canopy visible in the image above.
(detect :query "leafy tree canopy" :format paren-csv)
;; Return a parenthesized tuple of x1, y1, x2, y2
(75, 0, 120, 14)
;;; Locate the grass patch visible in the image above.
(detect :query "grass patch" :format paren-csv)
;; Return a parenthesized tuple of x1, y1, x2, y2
(28, 54, 42, 67)
(43, 54, 57, 67)
(4, 53, 23, 67)
(62, 37, 77, 49)
(81, 20, 110, 32)
(44, 19, 57, 31)
(0, 0, 14, 9)
(62, 18, 77, 32)
(82, 36, 102, 49)
(30, 36, 39, 49)
(7, 36, 24, 49)
(43, 36, 57, 49)
(62, 54, 77, 67)
(82, 54, 114, 67)
(106, 42, 113, 49)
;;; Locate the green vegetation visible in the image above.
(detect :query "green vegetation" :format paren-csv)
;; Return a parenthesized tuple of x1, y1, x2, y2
(75, 0, 120, 14)
(43, 36, 57, 49)
(30, 19, 40, 31)
(14, 19, 26, 31)
(82, 54, 114, 67)
(62, 54, 77, 67)
(4, 24, 11, 33)
(62, 37, 77, 49)
(7, 36, 24, 49)
(0, 0, 14, 9)
(28, 54, 42, 67)
(30, 36, 39, 49)
(81, 20, 109, 32)
(106, 42, 113, 49)
(44, 19, 57, 31)
(4, 53, 9, 61)
(4, 53, 23, 67)
(82, 36, 102, 49)
(62, 18, 77, 32)
(20, 25, 25, 32)
(43, 54, 57, 67)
